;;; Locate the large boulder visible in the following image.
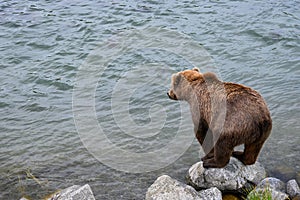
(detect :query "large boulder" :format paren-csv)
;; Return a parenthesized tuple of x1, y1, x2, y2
(186, 157, 266, 191)
(145, 175, 222, 200)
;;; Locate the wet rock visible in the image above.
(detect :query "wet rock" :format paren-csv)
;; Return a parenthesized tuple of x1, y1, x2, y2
(145, 175, 202, 200)
(287, 179, 300, 198)
(186, 157, 266, 191)
(46, 184, 95, 200)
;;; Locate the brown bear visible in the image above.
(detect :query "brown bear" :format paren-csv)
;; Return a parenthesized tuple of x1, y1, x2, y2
(167, 68, 272, 168)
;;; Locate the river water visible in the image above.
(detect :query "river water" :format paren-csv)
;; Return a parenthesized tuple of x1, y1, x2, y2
(0, 0, 299, 199)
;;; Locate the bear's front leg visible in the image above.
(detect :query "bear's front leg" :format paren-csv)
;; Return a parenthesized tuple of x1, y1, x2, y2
(195, 129, 205, 145)
(203, 140, 232, 168)
(195, 131, 214, 162)
(203, 158, 229, 168)
(201, 148, 214, 161)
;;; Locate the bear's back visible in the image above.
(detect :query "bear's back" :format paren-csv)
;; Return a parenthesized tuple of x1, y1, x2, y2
(223, 82, 270, 121)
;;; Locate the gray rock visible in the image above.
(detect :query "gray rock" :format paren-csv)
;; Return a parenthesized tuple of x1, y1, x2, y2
(47, 184, 95, 200)
(145, 175, 201, 200)
(145, 175, 222, 200)
(198, 187, 222, 200)
(269, 190, 289, 200)
(187, 157, 266, 191)
(287, 179, 300, 198)
(256, 177, 286, 193)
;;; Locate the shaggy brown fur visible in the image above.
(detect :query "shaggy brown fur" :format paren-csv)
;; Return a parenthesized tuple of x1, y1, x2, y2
(167, 68, 272, 168)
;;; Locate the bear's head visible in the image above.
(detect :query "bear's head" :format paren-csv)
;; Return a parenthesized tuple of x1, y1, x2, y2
(167, 67, 202, 101)
(167, 67, 220, 101)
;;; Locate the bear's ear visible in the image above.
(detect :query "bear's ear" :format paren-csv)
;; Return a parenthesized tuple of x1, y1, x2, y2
(192, 67, 200, 72)
(203, 72, 219, 82)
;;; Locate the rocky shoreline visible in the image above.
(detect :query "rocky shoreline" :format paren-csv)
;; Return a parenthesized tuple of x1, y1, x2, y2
(20, 158, 300, 200)
(146, 158, 300, 200)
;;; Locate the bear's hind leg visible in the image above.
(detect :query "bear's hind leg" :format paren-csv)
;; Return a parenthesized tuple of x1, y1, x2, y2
(242, 141, 265, 165)
(232, 140, 265, 165)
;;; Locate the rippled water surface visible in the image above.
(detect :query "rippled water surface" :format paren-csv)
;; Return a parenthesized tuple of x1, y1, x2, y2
(0, 0, 299, 199)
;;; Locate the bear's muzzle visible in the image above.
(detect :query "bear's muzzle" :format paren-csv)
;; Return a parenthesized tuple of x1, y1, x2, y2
(167, 91, 178, 100)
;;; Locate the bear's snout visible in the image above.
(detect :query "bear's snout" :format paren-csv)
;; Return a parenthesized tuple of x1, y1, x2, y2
(167, 90, 177, 100)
